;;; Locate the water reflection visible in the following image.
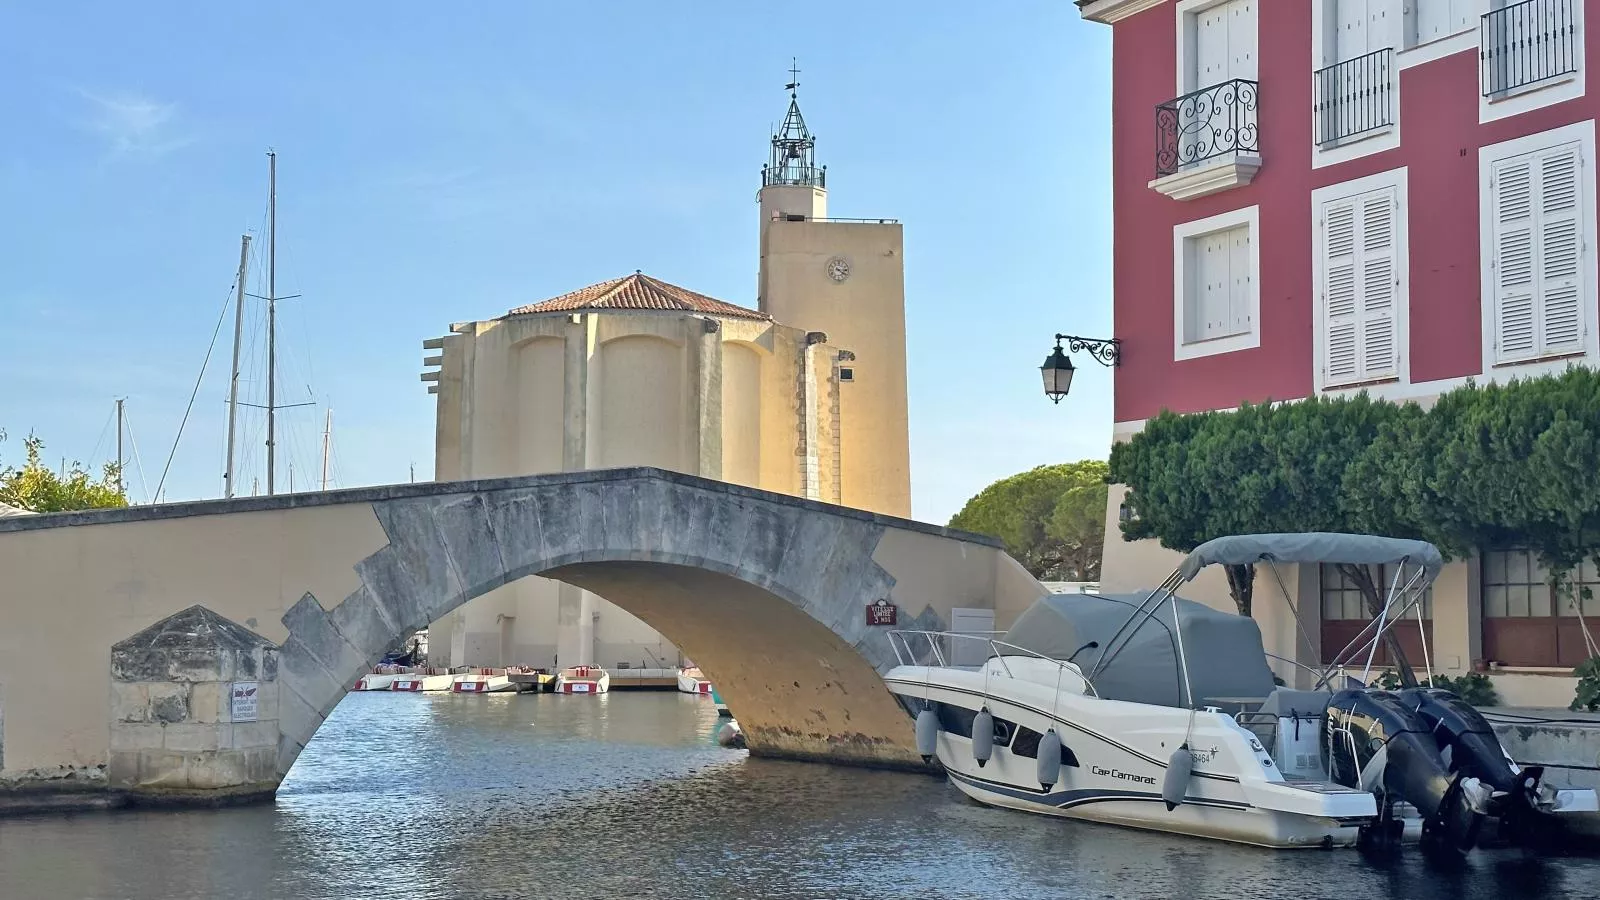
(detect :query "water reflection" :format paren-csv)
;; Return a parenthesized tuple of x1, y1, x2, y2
(1, 691, 1596, 900)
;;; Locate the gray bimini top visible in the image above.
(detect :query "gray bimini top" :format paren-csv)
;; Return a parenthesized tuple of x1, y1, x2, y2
(1176, 532, 1444, 586)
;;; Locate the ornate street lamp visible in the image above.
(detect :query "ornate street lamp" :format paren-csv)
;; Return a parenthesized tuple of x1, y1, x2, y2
(1041, 333, 1121, 404)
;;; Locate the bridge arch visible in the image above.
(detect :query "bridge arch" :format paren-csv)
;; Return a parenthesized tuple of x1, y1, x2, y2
(0, 469, 1039, 809)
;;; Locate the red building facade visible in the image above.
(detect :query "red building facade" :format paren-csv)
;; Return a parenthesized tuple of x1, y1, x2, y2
(1082, 0, 1597, 688)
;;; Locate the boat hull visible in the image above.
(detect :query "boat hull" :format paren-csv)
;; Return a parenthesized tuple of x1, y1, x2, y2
(676, 671, 713, 694)
(555, 671, 611, 694)
(887, 667, 1376, 850)
(353, 673, 395, 691)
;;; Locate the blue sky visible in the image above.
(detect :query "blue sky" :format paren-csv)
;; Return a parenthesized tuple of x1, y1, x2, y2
(0, 2, 1112, 524)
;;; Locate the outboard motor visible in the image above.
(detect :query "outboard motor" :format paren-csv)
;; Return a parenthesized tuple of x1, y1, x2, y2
(1400, 688, 1553, 844)
(1325, 689, 1490, 851)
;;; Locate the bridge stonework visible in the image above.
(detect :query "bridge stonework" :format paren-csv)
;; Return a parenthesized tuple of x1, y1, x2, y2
(0, 469, 1042, 812)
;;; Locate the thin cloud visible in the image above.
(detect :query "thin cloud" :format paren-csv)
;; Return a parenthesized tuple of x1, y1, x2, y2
(75, 89, 193, 159)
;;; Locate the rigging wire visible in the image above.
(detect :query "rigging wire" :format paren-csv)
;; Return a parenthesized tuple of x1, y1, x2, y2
(120, 409, 153, 503)
(85, 403, 117, 471)
(154, 277, 239, 503)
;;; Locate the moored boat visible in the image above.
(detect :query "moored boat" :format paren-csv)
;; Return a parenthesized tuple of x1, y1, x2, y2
(885, 533, 1599, 852)
(555, 665, 610, 694)
(676, 666, 713, 695)
(506, 666, 556, 692)
(452, 667, 517, 693)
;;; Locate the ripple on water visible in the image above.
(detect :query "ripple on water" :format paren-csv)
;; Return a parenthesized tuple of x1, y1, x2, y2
(2, 691, 1598, 900)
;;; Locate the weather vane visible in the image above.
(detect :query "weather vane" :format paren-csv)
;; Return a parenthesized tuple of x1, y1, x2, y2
(786, 57, 801, 98)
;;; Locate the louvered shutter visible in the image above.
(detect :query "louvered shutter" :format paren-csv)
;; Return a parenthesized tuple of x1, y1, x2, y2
(1492, 156, 1538, 360)
(1359, 189, 1398, 379)
(1538, 147, 1583, 353)
(1492, 143, 1587, 363)
(1323, 198, 1360, 384)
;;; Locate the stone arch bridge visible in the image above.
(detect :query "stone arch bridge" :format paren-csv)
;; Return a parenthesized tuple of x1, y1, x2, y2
(0, 468, 1044, 811)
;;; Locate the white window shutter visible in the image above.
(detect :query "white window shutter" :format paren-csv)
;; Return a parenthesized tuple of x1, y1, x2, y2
(1323, 198, 1360, 384)
(1229, 227, 1252, 335)
(1538, 148, 1583, 353)
(1359, 189, 1398, 379)
(1493, 156, 1538, 361)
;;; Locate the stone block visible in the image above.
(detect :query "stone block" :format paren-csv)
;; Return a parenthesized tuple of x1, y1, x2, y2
(277, 679, 326, 750)
(356, 546, 429, 636)
(189, 682, 227, 724)
(740, 504, 801, 586)
(573, 482, 607, 559)
(658, 485, 719, 565)
(282, 593, 366, 681)
(768, 514, 848, 603)
(372, 496, 464, 615)
(110, 649, 168, 683)
(277, 734, 308, 777)
(135, 750, 192, 789)
(533, 484, 582, 561)
(277, 636, 346, 718)
(252, 682, 281, 723)
(167, 648, 230, 683)
(329, 586, 398, 663)
(435, 494, 507, 596)
(482, 488, 544, 575)
(626, 479, 672, 557)
(163, 723, 228, 753)
(107, 751, 141, 787)
(231, 720, 281, 751)
(598, 478, 640, 555)
(148, 683, 190, 724)
(111, 682, 151, 724)
(109, 722, 166, 752)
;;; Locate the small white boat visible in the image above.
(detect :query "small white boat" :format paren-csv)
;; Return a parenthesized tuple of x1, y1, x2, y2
(353, 672, 396, 691)
(676, 666, 713, 695)
(452, 667, 517, 693)
(555, 665, 610, 694)
(885, 533, 1599, 852)
(390, 674, 424, 692)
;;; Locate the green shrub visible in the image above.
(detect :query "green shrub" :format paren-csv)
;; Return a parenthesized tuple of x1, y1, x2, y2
(1373, 670, 1500, 706)
(1573, 657, 1600, 713)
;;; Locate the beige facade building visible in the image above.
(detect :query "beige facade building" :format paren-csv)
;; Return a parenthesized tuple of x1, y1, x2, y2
(420, 89, 912, 669)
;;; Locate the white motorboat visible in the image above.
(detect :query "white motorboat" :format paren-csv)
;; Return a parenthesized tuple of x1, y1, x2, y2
(452, 668, 518, 693)
(555, 665, 611, 695)
(676, 666, 713, 695)
(885, 533, 1599, 852)
(353, 669, 397, 691)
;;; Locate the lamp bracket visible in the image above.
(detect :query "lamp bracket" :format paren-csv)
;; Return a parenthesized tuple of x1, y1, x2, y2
(1054, 334, 1121, 367)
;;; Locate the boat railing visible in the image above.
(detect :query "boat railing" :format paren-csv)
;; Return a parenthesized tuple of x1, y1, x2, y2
(886, 630, 1100, 698)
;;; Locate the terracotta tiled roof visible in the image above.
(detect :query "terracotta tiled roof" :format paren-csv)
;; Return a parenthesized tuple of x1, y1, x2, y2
(504, 272, 769, 321)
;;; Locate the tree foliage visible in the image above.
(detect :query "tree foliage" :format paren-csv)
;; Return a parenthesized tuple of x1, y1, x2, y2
(949, 461, 1109, 582)
(1109, 368, 1600, 686)
(0, 431, 128, 513)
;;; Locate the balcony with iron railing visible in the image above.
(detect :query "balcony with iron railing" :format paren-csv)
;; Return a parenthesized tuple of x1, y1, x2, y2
(1151, 78, 1261, 201)
(1481, 0, 1579, 97)
(1313, 49, 1395, 148)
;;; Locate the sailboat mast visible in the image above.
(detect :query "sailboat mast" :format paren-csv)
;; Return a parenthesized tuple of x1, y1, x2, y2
(266, 150, 278, 496)
(320, 408, 332, 492)
(115, 398, 124, 496)
(224, 234, 252, 499)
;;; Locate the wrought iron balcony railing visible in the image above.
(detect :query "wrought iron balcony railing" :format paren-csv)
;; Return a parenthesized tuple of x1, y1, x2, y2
(762, 164, 826, 188)
(1155, 78, 1260, 178)
(1313, 49, 1394, 147)
(1481, 0, 1578, 97)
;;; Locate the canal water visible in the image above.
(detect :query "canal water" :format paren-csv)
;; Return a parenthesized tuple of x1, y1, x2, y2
(2, 691, 1598, 900)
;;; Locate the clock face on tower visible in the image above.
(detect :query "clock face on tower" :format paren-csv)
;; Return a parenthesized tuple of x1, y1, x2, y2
(826, 256, 851, 283)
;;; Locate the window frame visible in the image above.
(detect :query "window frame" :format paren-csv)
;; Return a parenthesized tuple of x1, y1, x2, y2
(1311, 0, 1404, 168)
(1311, 168, 1411, 394)
(1477, 121, 1599, 377)
(1480, 547, 1600, 668)
(1318, 562, 1435, 666)
(1479, 0, 1586, 124)
(1172, 205, 1262, 361)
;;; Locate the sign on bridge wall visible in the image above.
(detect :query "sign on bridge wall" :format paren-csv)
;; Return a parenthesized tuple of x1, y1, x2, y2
(866, 599, 898, 626)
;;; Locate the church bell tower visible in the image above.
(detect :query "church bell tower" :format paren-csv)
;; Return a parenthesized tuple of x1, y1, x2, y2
(758, 62, 828, 231)
(755, 61, 912, 519)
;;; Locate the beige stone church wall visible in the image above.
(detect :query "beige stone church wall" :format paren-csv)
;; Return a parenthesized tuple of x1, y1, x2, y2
(597, 333, 687, 473)
(721, 341, 763, 488)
